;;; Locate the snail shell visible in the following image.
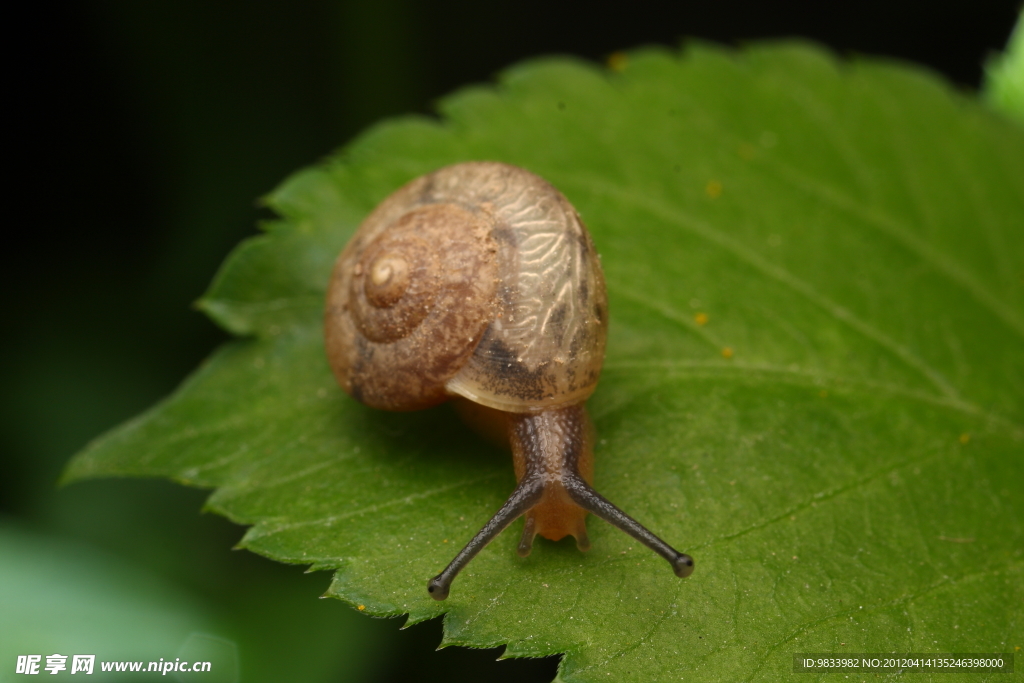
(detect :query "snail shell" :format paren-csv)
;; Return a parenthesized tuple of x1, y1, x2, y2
(324, 161, 607, 413)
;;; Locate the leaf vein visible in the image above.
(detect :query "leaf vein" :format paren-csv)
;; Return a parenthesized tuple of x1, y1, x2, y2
(244, 473, 504, 540)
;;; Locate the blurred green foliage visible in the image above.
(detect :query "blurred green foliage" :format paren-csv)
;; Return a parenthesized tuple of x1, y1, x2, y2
(984, 8, 1024, 123)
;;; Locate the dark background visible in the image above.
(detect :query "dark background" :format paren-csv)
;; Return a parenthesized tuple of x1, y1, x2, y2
(3, 1, 1020, 681)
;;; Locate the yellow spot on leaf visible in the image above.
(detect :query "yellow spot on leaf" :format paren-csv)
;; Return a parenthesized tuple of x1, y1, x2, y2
(819, 389, 828, 398)
(959, 433, 970, 444)
(694, 312, 708, 326)
(607, 51, 628, 72)
(357, 605, 365, 611)
(705, 179, 723, 198)
(737, 143, 756, 160)
(721, 347, 734, 359)
(937, 535, 975, 543)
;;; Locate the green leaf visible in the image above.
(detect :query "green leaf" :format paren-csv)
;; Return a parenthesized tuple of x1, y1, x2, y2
(65, 42, 1024, 681)
(984, 8, 1024, 125)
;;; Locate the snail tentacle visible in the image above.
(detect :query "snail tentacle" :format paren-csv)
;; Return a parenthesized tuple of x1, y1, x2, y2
(561, 472, 695, 578)
(427, 474, 544, 601)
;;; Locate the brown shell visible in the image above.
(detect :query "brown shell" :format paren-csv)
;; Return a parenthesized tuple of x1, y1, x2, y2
(324, 162, 607, 413)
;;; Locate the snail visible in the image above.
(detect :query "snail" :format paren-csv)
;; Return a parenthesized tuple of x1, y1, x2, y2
(324, 161, 693, 600)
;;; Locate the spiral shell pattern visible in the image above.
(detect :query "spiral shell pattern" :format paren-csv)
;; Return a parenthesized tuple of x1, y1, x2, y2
(325, 162, 607, 413)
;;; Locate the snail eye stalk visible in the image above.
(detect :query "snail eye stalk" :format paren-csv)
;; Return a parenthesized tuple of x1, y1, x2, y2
(561, 473, 694, 578)
(427, 476, 543, 601)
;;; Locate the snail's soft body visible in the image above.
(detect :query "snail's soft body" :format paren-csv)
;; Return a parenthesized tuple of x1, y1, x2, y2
(325, 162, 692, 600)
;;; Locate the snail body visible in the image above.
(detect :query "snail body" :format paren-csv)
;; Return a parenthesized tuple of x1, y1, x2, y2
(325, 162, 693, 600)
